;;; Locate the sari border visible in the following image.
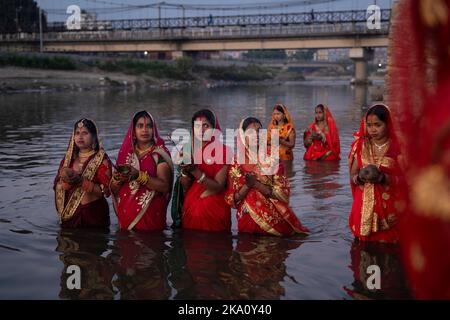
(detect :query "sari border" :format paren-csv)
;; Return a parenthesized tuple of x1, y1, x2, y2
(58, 149, 105, 222)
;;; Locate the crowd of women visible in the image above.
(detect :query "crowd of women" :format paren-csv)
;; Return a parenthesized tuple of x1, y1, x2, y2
(53, 102, 404, 243)
(51, 0, 450, 300)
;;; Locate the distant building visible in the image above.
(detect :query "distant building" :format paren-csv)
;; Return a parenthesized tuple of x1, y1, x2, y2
(219, 51, 245, 60)
(314, 49, 329, 61)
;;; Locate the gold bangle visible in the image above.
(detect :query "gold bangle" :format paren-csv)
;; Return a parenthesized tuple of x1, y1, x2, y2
(197, 172, 206, 184)
(137, 171, 150, 185)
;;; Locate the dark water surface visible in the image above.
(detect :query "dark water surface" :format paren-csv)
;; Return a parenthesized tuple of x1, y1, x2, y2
(0, 83, 411, 299)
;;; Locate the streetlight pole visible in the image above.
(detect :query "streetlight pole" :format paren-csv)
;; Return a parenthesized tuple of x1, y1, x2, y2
(39, 8, 43, 53)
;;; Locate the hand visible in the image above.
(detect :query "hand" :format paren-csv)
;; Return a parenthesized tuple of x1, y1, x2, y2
(180, 164, 197, 173)
(114, 164, 133, 181)
(129, 166, 140, 181)
(359, 165, 381, 183)
(112, 171, 128, 184)
(245, 173, 257, 188)
(61, 168, 81, 186)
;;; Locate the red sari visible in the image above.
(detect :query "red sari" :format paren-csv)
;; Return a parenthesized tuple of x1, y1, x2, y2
(182, 110, 232, 232)
(113, 112, 173, 231)
(304, 106, 340, 161)
(387, 0, 450, 299)
(54, 123, 112, 228)
(348, 105, 404, 243)
(225, 118, 309, 237)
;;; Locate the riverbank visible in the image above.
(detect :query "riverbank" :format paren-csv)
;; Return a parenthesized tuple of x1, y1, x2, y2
(0, 66, 386, 94)
(0, 53, 385, 95)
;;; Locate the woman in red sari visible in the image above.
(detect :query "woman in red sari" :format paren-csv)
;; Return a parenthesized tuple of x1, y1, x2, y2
(225, 117, 309, 236)
(180, 109, 232, 232)
(54, 119, 112, 228)
(111, 111, 173, 231)
(348, 104, 405, 243)
(303, 104, 340, 161)
(387, 0, 450, 299)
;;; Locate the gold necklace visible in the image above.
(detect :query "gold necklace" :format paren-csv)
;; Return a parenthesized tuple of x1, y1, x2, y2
(136, 144, 154, 156)
(373, 139, 390, 152)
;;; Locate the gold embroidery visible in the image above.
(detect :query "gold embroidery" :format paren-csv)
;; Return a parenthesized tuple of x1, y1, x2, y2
(242, 201, 282, 236)
(411, 164, 450, 221)
(382, 193, 390, 201)
(128, 190, 156, 231)
(57, 150, 105, 222)
(360, 183, 375, 236)
(129, 180, 140, 195)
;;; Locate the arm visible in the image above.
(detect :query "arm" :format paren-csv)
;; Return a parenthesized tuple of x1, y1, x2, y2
(233, 184, 251, 204)
(281, 130, 296, 148)
(141, 162, 172, 193)
(303, 130, 313, 148)
(350, 155, 364, 186)
(254, 180, 274, 198)
(191, 165, 228, 193)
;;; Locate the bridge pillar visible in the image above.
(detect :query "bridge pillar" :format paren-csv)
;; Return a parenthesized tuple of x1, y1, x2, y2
(349, 48, 374, 85)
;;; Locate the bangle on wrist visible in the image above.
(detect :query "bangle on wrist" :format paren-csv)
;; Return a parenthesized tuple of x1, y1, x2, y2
(137, 171, 150, 185)
(197, 172, 206, 184)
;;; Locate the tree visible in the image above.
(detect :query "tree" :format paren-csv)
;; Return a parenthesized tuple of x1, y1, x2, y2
(292, 49, 316, 61)
(242, 50, 287, 60)
(0, 0, 47, 34)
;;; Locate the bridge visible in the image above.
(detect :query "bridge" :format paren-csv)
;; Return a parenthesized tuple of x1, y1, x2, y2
(0, 9, 392, 84)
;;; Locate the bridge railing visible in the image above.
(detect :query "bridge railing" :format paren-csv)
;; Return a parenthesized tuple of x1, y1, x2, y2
(0, 21, 390, 43)
(42, 9, 391, 31)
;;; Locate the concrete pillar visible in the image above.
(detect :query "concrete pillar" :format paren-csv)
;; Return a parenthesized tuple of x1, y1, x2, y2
(349, 47, 374, 85)
(171, 51, 185, 60)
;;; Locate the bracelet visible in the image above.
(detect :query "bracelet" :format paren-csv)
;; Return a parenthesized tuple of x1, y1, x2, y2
(137, 171, 150, 185)
(197, 172, 206, 184)
(111, 175, 122, 185)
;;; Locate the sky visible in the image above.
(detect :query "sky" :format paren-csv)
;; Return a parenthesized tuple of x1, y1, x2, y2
(34, 0, 394, 22)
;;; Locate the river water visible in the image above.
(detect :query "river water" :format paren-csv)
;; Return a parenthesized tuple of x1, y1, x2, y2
(0, 82, 412, 299)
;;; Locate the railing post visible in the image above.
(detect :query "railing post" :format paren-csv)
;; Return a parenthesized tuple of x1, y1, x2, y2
(39, 8, 43, 52)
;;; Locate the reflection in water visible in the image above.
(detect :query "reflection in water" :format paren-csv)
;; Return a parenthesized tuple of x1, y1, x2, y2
(352, 85, 368, 108)
(303, 161, 341, 200)
(169, 230, 233, 300)
(56, 229, 114, 299)
(283, 160, 295, 178)
(55, 228, 306, 299)
(110, 231, 171, 300)
(226, 234, 303, 299)
(344, 241, 412, 300)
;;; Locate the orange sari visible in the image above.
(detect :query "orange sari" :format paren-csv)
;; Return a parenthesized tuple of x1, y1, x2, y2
(267, 104, 295, 161)
(225, 118, 309, 237)
(348, 105, 405, 243)
(303, 106, 340, 161)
